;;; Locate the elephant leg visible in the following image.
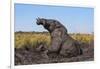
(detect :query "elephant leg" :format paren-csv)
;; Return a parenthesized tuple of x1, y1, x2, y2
(48, 38, 62, 53)
(59, 41, 79, 57)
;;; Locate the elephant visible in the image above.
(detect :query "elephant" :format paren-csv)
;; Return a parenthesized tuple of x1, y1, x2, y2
(36, 18, 82, 57)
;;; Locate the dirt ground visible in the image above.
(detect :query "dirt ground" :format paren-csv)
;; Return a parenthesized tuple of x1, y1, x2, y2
(15, 41, 94, 65)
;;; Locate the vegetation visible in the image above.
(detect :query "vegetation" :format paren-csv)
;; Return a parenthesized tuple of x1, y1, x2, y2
(15, 32, 94, 48)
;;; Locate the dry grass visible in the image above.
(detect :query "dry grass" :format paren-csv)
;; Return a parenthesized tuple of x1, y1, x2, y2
(15, 32, 51, 48)
(15, 32, 94, 48)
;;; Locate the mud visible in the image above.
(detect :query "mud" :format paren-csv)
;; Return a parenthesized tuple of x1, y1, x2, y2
(15, 41, 94, 65)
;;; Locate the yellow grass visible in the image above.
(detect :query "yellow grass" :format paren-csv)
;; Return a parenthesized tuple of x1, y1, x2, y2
(15, 32, 51, 48)
(15, 32, 94, 48)
(71, 34, 94, 43)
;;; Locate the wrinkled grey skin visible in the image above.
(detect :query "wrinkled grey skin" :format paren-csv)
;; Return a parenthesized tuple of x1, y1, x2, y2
(36, 18, 82, 57)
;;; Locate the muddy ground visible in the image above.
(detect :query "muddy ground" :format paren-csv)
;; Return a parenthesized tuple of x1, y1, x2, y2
(15, 41, 94, 65)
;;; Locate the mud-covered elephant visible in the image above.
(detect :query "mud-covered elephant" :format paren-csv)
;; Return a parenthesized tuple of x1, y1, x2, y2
(36, 18, 82, 57)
